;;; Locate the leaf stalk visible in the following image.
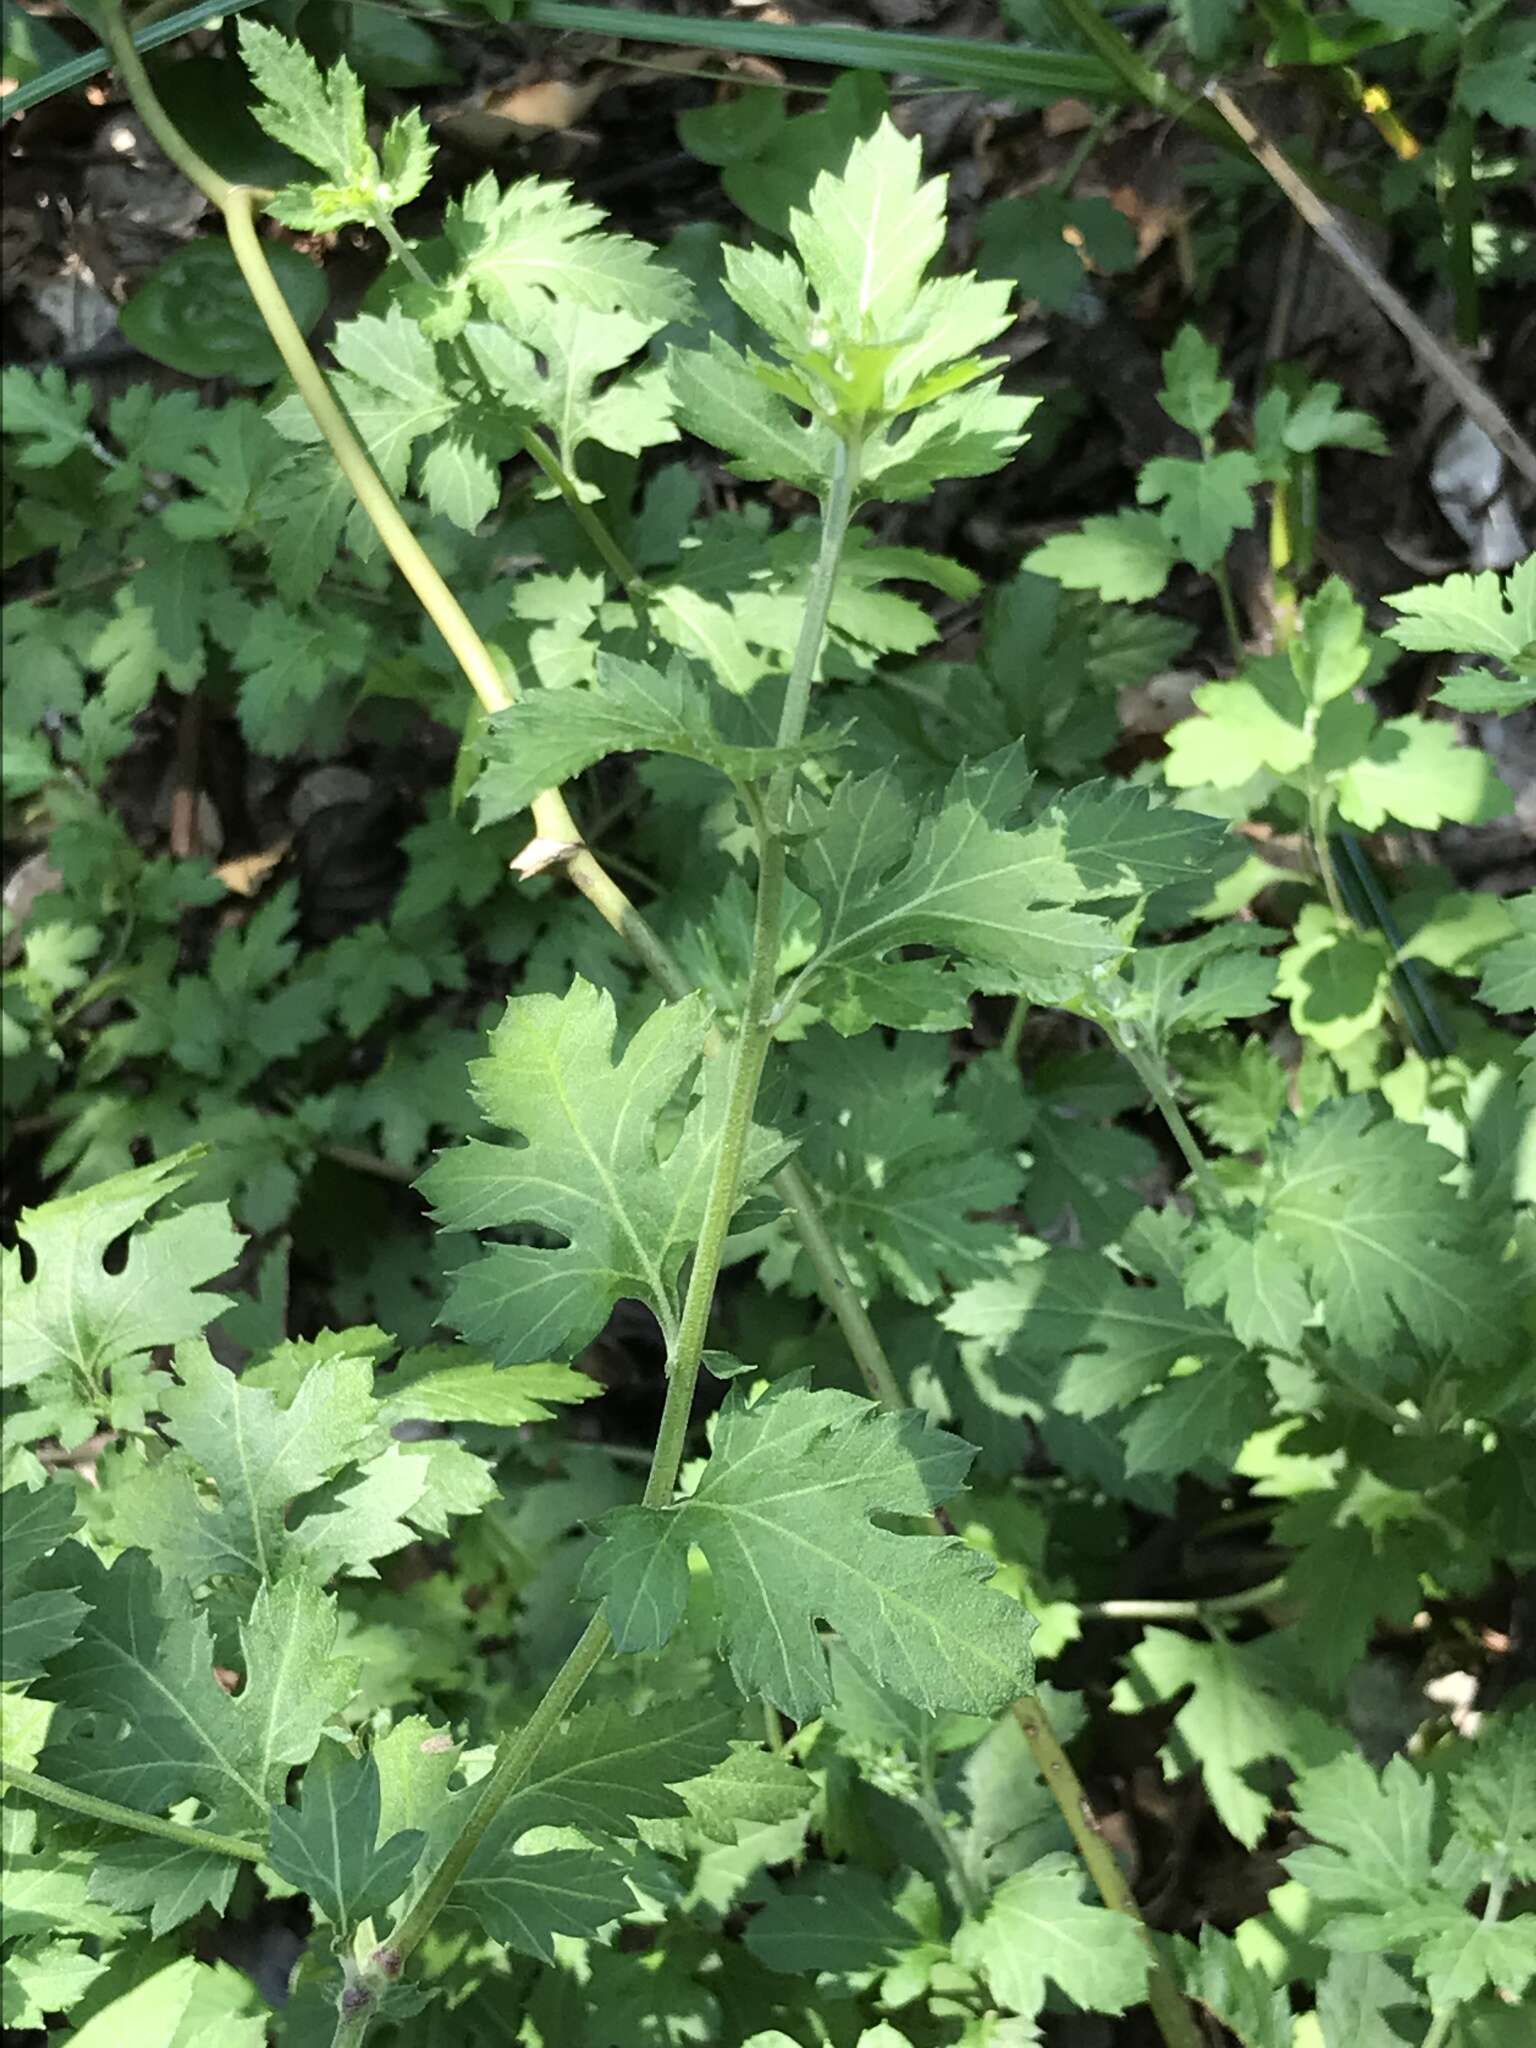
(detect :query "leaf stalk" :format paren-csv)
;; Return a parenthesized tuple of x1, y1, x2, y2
(0, 1760, 263, 1864)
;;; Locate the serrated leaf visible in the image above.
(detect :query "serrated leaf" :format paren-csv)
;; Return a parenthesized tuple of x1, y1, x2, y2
(1335, 712, 1512, 831)
(465, 303, 676, 498)
(1138, 450, 1261, 570)
(443, 172, 693, 331)
(1477, 894, 1536, 1012)
(792, 761, 1115, 1012)
(56, 1956, 265, 2048)
(375, 1351, 599, 1427)
(420, 979, 791, 1363)
(40, 1551, 357, 1832)
(1114, 1628, 1341, 1846)
(1, 1485, 87, 1682)
(238, 22, 429, 233)
(1313, 1953, 1416, 2048)
(1121, 1357, 1270, 1476)
(1, 1153, 239, 1450)
(1262, 1097, 1518, 1367)
(1184, 1217, 1313, 1353)
(473, 653, 833, 823)
(583, 1379, 1035, 1719)
(1174, 1926, 1293, 2048)
(268, 1745, 426, 1933)
(1024, 510, 1178, 602)
(953, 1853, 1149, 2018)
(1449, 1709, 1536, 1882)
(1158, 325, 1233, 437)
(667, 337, 833, 490)
(1384, 558, 1536, 667)
(1433, 667, 1536, 713)
(86, 1835, 239, 1938)
(946, 1216, 1246, 1419)
(745, 1865, 919, 1974)
(1101, 926, 1277, 1058)
(792, 119, 945, 340)
(105, 1338, 377, 1585)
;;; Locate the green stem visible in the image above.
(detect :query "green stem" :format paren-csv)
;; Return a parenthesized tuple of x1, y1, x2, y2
(1211, 558, 1245, 669)
(370, 451, 861, 2006)
(999, 994, 1029, 1065)
(1083, 1574, 1287, 1622)
(1444, 21, 1489, 351)
(0, 1762, 263, 1865)
(768, 435, 858, 827)
(1102, 1021, 1227, 1213)
(378, 1611, 612, 1980)
(774, 1159, 907, 1411)
(1046, 0, 1233, 147)
(516, 426, 651, 598)
(1306, 784, 1349, 924)
(916, 1750, 985, 1918)
(1009, 1699, 1204, 2048)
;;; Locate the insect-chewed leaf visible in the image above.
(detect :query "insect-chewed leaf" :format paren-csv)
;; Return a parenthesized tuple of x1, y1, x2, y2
(1, 1152, 239, 1452)
(37, 1549, 357, 1834)
(582, 1380, 1036, 1720)
(419, 979, 792, 1363)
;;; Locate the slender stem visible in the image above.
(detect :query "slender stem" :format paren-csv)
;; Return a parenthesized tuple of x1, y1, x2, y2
(1211, 558, 1245, 669)
(916, 1749, 985, 1918)
(1421, 1853, 1507, 2048)
(1101, 1020, 1227, 1213)
(380, 1611, 611, 1978)
(1307, 785, 1349, 924)
(999, 994, 1029, 1065)
(1010, 1699, 1204, 2048)
(1045, 0, 1235, 149)
(769, 436, 858, 820)
(372, 212, 649, 602)
(97, 0, 232, 204)
(222, 196, 516, 721)
(1444, 17, 1491, 351)
(0, 1762, 263, 1864)
(1083, 1574, 1287, 1621)
(774, 1159, 906, 1411)
(372, 456, 859, 2005)
(516, 426, 651, 598)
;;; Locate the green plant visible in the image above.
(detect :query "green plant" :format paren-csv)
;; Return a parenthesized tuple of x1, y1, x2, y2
(3, 14, 1533, 2048)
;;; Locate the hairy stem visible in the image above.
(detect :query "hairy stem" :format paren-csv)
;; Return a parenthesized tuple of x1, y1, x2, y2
(0, 1762, 263, 1864)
